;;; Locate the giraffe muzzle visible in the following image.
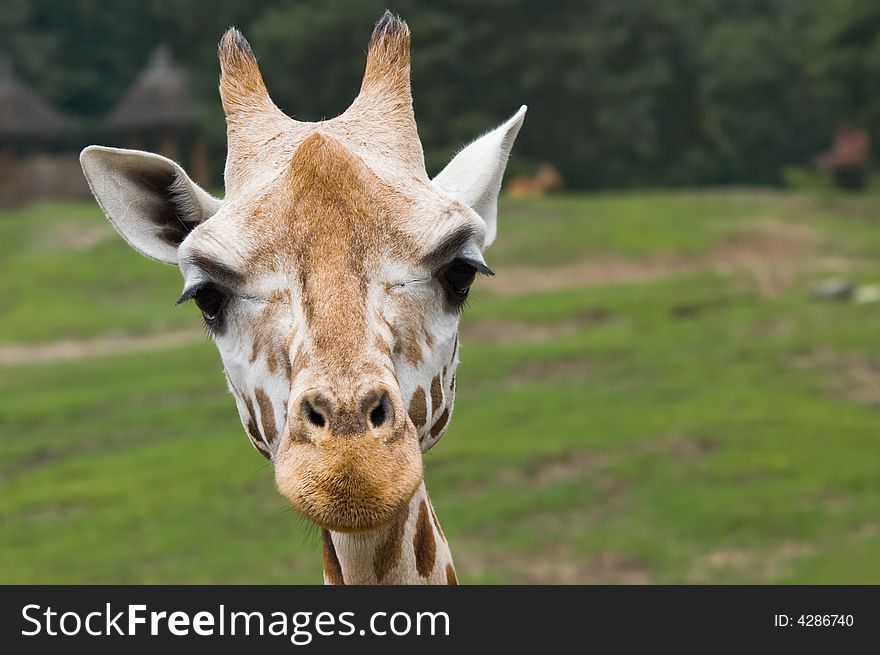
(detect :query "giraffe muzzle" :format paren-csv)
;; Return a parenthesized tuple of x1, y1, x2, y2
(273, 384, 423, 532)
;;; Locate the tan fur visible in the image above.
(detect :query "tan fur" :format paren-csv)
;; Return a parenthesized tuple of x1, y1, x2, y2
(347, 13, 424, 176)
(217, 29, 297, 196)
(361, 15, 411, 96)
(218, 29, 275, 119)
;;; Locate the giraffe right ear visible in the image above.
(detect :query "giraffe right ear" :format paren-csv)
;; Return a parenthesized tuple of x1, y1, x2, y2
(79, 146, 222, 265)
(433, 105, 526, 249)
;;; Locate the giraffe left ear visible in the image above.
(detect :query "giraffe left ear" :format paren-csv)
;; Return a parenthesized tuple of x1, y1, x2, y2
(80, 146, 221, 265)
(432, 105, 526, 248)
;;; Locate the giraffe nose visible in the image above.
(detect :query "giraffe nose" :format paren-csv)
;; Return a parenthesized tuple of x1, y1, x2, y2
(295, 386, 402, 440)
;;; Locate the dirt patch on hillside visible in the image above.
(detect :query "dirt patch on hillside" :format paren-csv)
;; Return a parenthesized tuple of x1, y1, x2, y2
(687, 542, 815, 583)
(455, 544, 651, 584)
(462, 318, 580, 344)
(510, 450, 608, 488)
(689, 520, 880, 583)
(0, 329, 202, 367)
(462, 309, 609, 344)
(642, 434, 717, 460)
(35, 221, 114, 252)
(460, 450, 606, 498)
(509, 355, 596, 384)
(484, 220, 821, 296)
(793, 350, 880, 406)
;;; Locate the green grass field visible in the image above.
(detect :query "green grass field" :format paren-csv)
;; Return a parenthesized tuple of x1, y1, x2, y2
(2, 190, 880, 583)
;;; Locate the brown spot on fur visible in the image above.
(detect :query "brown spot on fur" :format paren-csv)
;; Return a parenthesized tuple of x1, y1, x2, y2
(393, 333, 422, 367)
(268, 289, 289, 304)
(249, 291, 292, 376)
(446, 564, 458, 585)
(413, 500, 436, 578)
(291, 345, 310, 378)
(228, 381, 269, 458)
(375, 335, 391, 358)
(429, 407, 450, 438)
(373, 504, 410, 582)
(386, 293, 428, 368)
(282, 355, 292, 383)
(243, 396, 270, 460)
(322, 529, 345, 585)
(430, 503, 446, 543)
(255, 387, 277, 444)
(408, 387, 427, 429)
(282, 331, 295, 383)
(450, 374, 456, 393)
(430, 375, 443, 413)
(380, 314, 395, 335)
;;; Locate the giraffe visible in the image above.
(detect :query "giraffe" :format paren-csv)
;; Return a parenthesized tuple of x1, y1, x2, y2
(79, 11, 525, 585)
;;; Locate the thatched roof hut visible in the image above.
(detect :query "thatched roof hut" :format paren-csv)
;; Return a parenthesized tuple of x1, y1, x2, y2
(0, 55, 82, 206)
(0, 55, 69, 143)
(106, 45, 208, 184)
(106, 46, 197, 132)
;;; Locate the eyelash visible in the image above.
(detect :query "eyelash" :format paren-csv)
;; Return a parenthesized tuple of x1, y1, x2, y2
(436, 258, 493, 309)
(178, 283, 229, 329)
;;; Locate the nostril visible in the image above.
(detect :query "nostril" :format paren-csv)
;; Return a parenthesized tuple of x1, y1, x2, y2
(303, 401, 326, 429)
(369, 404, 386, 428)
(368, 392, 391, 429)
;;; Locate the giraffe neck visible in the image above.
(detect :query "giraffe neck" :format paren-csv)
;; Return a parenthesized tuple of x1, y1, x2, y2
(321, 481, 457, 585)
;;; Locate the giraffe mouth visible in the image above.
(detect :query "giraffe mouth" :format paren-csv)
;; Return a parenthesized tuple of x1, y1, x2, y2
(273, 431, 423, 533)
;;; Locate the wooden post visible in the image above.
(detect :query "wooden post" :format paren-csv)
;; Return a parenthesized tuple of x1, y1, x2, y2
(0, 146, 20, 206)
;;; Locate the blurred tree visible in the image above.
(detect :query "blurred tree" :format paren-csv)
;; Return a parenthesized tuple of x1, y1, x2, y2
(687, 0, 840, 184)
(813, 0, 880, 135)
(0, 0, 874, 189)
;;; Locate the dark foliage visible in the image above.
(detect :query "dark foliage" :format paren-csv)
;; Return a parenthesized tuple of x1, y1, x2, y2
(1, 0, 876, 188)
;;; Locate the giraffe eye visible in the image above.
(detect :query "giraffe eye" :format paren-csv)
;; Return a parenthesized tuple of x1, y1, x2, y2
(438, 260, 479, 308)
(193, 285, 227, 323)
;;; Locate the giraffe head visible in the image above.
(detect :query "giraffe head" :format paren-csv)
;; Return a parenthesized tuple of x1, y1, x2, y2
(80, 12, 525, 533)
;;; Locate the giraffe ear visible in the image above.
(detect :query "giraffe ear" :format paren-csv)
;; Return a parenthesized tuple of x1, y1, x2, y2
(79, 146, 221, 265)
(432, 105, 526, 248)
